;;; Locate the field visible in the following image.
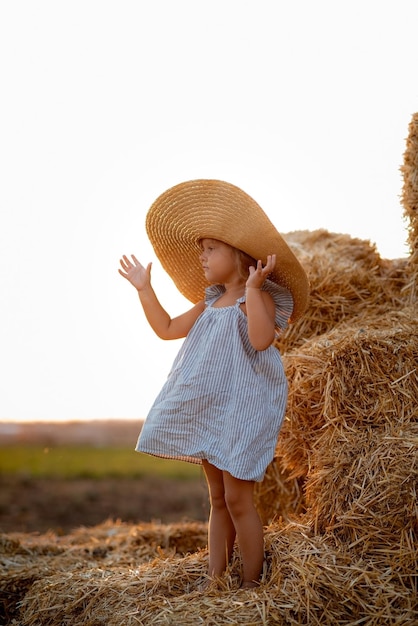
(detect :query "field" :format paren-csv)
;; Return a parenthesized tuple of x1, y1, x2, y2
(0, 444, 203, 479)
(0, 425, 208, 534)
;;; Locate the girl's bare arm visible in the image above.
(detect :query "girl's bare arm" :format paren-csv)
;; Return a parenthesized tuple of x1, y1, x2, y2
(245, 255, 277, 351)
(119, 254, 205, 339)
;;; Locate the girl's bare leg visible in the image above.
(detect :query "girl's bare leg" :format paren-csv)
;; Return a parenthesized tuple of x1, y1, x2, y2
(202, 460, 236, 578)
(223, 472, 264, 587)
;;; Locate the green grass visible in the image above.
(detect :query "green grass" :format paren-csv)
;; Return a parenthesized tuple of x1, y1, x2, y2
(0, 446, 202, 480)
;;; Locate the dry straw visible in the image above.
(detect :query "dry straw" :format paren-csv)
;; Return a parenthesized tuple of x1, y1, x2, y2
(1, 519, 416, 625)
(1, 113, 418, 625)
(278, 313, 417, 478)
(254, 460, 306, 526)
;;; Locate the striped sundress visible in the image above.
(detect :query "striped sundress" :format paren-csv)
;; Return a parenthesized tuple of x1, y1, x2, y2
(135, 279, 293, 482)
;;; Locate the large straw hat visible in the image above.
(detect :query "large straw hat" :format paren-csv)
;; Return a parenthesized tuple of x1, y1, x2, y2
(146, 179, 309, 322)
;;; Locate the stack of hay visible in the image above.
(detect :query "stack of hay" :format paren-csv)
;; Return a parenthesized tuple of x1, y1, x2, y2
(256, 114, 418, 530)
(1, 114, 417, 625)
(4, 516, 416, 625)
(255, 113, 418, 619)
(255, 228, 410, 524)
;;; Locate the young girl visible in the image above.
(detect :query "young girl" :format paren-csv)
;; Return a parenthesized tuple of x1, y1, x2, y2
(119, 180, 308, 589)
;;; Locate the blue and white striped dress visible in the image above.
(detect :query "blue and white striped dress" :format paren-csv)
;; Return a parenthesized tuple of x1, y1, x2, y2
(136, 279, 293, 482)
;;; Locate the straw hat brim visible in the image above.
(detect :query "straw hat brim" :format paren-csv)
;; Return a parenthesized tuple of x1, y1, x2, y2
(145, 179, 309, 323)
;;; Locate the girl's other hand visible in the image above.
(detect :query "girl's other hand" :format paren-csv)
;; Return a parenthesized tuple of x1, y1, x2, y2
(118, 254, 152, 292)
(246, 254, 276, 289)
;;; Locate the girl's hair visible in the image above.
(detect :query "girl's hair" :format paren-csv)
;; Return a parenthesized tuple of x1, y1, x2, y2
(234, 248, 257, 280)
(198, 238, 256, 280)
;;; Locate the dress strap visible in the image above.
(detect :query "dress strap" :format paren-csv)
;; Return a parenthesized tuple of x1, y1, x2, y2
(205, 284, 225, 306)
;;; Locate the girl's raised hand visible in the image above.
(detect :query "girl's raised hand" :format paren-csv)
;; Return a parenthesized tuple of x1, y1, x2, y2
(246, 254, 276, 289)
(118, 254, 152, 292)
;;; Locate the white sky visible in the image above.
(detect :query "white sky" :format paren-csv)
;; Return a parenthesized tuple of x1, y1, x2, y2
(1, 0, 417, 422)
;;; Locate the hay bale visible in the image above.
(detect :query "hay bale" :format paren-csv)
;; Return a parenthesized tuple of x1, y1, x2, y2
(278, 229, 408, 353)
(258, 230, 409, 522)
(257, 310, 417, 524)
(305, 426, 417, 538)
(279, 311, 417, 477)
(271, 313, 418, 547)
(401, 111, 418, 303)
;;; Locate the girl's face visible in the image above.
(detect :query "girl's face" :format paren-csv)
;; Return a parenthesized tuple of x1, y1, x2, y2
(199, 239, 241, 284)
